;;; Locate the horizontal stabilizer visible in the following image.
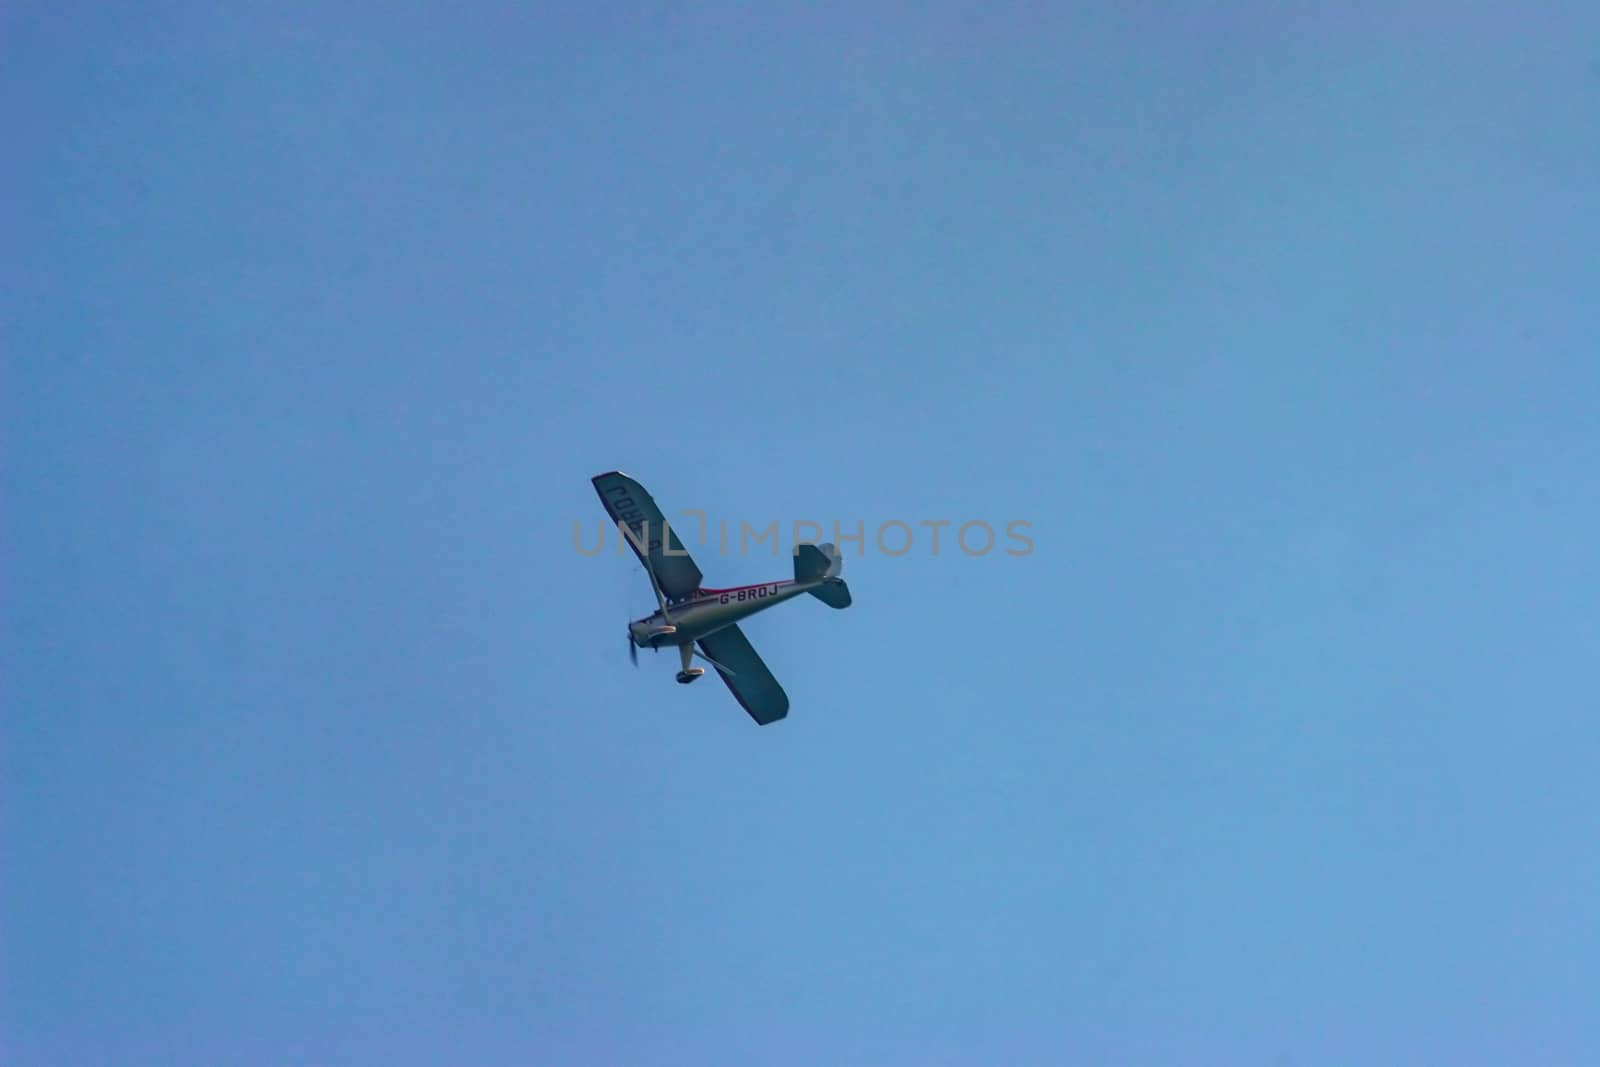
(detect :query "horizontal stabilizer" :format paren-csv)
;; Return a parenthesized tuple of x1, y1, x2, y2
(809, 578, 851, 609)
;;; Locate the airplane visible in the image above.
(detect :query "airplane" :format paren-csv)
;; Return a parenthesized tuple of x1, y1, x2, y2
(592, 471, 852, 725)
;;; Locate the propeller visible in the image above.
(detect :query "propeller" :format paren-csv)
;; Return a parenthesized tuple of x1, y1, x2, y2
(630, 557, 672, 671)
(628, 557, 673, 670)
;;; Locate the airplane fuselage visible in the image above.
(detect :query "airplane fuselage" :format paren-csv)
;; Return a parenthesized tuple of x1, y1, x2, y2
(629, 577, 818, 649)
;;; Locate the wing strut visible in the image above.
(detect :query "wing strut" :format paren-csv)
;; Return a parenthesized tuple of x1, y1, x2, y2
(641, 545, 674, 622)
(693, 646, 737, 676)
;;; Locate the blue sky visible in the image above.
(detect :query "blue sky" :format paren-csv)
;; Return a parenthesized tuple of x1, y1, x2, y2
(7, 4, 1600, 1064)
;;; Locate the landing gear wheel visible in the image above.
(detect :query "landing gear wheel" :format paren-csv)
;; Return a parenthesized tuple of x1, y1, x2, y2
(676, 645, 704, 684)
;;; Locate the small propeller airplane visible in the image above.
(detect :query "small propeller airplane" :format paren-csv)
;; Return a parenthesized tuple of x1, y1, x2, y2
(593, 471, 852, 725)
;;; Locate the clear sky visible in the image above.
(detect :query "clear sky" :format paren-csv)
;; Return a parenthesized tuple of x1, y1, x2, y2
(7, 4, 1600, 1064)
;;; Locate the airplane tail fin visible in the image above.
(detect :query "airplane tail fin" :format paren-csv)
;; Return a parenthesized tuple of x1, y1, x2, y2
(796, 543, 851, 609)
(795, 542, 843, 582)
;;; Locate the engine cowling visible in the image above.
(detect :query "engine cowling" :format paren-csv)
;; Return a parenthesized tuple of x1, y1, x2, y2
(629, 621, 678, 648)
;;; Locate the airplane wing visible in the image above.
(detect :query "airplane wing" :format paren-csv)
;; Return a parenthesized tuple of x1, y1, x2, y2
(698, 625, 789, 726)
(591, 471, 703, 600)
